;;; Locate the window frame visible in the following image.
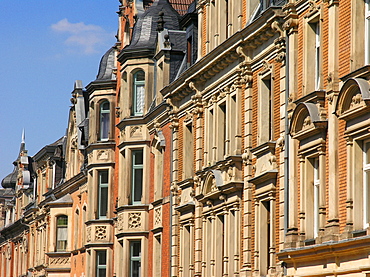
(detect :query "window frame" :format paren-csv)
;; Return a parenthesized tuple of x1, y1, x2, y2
(98, 170, 109, 219)
(131, 149, 144, 205)
(132, 70, 145, 116)
(56, 215, 68, 252)
(99, 100, 110, 141)
(96, 250, 107, 277)
(129, 240, 141, 277)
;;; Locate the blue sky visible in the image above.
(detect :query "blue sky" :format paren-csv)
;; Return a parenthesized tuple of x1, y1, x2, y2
(0, 1, 119, 181)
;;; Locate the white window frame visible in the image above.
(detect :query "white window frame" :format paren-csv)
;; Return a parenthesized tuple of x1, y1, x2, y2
(313, 157, 320, 238)
(363, 139, 370, 228)
(314, 22, 321, 90)
(100, 101, 110, 141)
(133, 71, 145, 116)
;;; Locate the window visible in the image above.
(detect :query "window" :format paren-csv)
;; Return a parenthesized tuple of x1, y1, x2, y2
(96, 250, 107, 277)
(259, 200, 271, 276)
(130, 241, 141, 277)
(56, 215, 68, 252)
(217, 102, 227, 160)
(133, 71, 145, 116)
(132, 150, 143, 204)
(258, 74, 273, 144)
(183, 122, 194, 179)
(305, 19, 321, 93)
(100, 101, 110, 141)
(312, 22, 321, 90)
(98, 171, 109, 218)
(363, 140, 370, 228)
(366, 0, 370, 64)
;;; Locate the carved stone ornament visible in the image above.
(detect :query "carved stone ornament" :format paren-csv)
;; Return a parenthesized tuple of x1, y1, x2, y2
(50, 257, 70, 265)
(86, 226, 92, 242)
(117, 213, 124, 232)
(128, 212, 141, 229)
(154, 206, 162, 227)
(97, 150, 108, 160)
(95, 226, 107, 240)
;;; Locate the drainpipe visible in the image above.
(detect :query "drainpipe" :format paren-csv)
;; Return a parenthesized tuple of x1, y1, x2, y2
(284, 30, 290, 234)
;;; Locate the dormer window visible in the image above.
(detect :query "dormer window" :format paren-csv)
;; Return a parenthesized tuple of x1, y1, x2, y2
(100, 101, 110, 141)
(133, 71, 145, 116)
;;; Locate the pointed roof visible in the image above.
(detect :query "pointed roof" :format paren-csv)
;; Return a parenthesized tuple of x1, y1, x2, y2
(1, 131, 26, 189)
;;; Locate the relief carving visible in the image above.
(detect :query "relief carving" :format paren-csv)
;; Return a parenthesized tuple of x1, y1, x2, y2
(117, 213, 124, 232)
(154, 206, 162, 227)
(97, 150, 108, 160)
(128, 212, 142, 229)
(86, 226, 91, 242)
(49, 257, 70, 265)
(95, 226, 107, 240)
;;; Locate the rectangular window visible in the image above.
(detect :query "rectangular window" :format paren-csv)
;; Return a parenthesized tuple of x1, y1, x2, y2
(183, 122, 194, 179)
(305, 20, 321, 93)
(313, 158, 320, 237)
(130, 241, 141, 277)
(98, 171, 109, 219)
(363, 140, 370, 228)
(96, 250, 107, 277)
(258, 75, 273, 144)
(217, 103, 227, 160)
(56, 215, 68, 252)
(259, 200, 271, 276)
(132, 150, 144, 204)
(314, 22, 321, 90)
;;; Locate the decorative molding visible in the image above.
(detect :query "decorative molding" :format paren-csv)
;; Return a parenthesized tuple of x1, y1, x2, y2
(128, 212, 142, 229)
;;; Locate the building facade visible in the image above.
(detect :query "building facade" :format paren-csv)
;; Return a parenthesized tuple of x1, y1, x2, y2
(2, 0, 370, 277)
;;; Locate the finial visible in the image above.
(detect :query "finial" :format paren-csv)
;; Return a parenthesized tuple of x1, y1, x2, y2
(21, 129, 25, 144)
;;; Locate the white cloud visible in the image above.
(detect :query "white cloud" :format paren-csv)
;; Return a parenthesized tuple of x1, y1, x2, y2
(51, 18, 112, 54)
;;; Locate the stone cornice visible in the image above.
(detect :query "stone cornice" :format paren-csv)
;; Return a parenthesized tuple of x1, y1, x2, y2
(160, 7, 285, 103)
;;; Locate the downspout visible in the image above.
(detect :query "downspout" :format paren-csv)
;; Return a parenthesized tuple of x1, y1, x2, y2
(284, 29, 290, 234)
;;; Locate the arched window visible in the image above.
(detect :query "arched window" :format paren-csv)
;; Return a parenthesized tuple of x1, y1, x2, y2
(133, 71, 145, 116)
(56, 215, 68, 251)
(100, 101, 110, 141)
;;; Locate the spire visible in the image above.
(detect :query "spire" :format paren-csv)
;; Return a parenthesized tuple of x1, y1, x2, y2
(21, 129, 25, 144)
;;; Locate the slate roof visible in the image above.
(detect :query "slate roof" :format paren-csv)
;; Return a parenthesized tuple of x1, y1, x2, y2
(96, 47, 116, 81)
(1, 138, 26, 189)
(123, 0, 181, 53)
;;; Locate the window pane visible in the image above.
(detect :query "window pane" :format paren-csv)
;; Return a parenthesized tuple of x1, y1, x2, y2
(97, 251, 107, 265)
(100, 171, 108, 184)
(57, 216, 68, 226)
(101, 113, 109, 140)
(99, 187, 108, 217)
(365, 141, 370, 164)
(135, 85, 144, 114)
(130, 241, 141, 277)
(133, 169, 143, 202)
(134, 151, 143, 165)
(135, 71, 145, 82)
